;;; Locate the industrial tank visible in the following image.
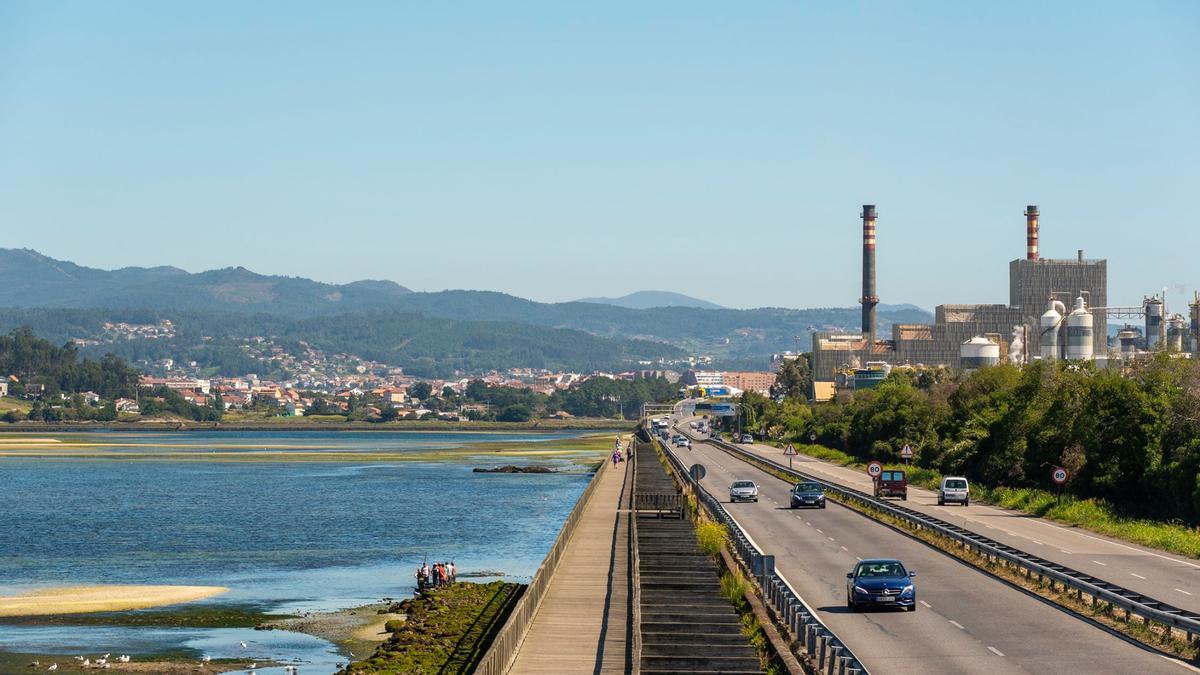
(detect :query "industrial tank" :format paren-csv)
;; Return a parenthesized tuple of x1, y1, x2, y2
(1065, 296, 1094, 360)
(1117, 327, 1141, 361)
(960, 337, 1001, 370)
(1145, 296, 1164, 350)
(1040, 299, 1064, 361)
(1167, 315, 1187, 352)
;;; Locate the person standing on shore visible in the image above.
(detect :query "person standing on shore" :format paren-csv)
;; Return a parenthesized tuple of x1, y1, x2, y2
(448, 560, 456, 583)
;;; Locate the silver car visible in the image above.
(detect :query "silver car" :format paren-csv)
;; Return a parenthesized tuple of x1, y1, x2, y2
(729, 480, 759, 503)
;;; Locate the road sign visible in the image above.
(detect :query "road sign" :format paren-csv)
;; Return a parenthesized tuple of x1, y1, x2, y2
(690, 464, 707, 481)
(783, 443, 797, 456)
(1052, 467, 1068, 485)
(710, 403, 737, 417)
(900, 444, 913, 459)
(867, 461, 883, 478)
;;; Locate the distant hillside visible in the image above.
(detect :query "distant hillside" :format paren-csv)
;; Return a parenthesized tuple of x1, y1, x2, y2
(0, 249, 412, 316)
(576, 290, 724, 310)
(0, 249, 934, 365)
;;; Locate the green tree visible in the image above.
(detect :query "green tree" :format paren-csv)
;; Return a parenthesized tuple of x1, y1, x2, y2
(770, 356, 811, 400)
(408, 381, 434, 401)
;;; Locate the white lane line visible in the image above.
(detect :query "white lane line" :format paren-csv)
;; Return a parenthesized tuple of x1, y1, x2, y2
(1131, 573, 1147, 580)
(1092, 560, 1108, 566)
(948, 619, 965, 630)
(840, 545, 849, 551)
(988, 646, 1005, 657)
(805, 521, 812, 526)
(1059, 549, 1073, 554)
(1030, 539, 1043, 545)
(1161, 653, 1200, 673)
(827, 537, 836, 542)
(815, 528, 824, 534)
(919, 600, 931, 608)
(1175, 588, 1193, 596)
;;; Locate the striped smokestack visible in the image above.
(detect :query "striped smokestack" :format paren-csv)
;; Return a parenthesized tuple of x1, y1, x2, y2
(860, 205, 878, 343)
(1025, 205, 1039, 260)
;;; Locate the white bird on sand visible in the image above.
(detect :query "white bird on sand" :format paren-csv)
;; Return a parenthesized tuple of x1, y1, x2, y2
(29, 661, 39, 667)
(82, 659, 90, 666)
(248, 664, 256, 670)
(73, 656, 84, 661)
(46, 665, 57, 672)
(118, 655, 131, 663)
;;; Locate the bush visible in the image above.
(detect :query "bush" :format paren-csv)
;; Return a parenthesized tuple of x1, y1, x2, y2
(696, 521, 727, 557)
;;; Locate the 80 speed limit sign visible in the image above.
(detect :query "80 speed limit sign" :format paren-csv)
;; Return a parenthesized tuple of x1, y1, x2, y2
(867, 461, 883, 478)
(1051, 467, 1068, 485)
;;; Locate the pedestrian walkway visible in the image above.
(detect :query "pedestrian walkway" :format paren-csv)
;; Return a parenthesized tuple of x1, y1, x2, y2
(507, 452, 633, 674)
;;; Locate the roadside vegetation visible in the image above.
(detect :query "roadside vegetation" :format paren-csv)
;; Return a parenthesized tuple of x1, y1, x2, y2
(341, 582, 522, 675)
(730, 354, 1200, 556)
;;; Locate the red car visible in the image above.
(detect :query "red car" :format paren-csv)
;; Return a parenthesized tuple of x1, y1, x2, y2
(873, 469, 907, 500)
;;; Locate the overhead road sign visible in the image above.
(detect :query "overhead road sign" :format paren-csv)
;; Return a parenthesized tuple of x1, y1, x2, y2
(710, 403, 737, 417)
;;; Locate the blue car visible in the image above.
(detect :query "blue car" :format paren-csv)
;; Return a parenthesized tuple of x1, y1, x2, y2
(846, 558, 917, 612)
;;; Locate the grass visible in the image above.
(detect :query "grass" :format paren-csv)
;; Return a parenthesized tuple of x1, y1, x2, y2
(0, 396, 31, 414)
(343, 581, 523, 675)
(782, 442, 1200, 559)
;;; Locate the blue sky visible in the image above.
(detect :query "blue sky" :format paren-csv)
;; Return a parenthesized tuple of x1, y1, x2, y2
(1, 2, 1196, 310)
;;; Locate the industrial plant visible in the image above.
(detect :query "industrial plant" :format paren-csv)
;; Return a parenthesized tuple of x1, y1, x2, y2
(811, 204, 1200, 392)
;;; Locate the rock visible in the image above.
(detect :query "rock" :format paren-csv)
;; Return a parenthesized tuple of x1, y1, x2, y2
(472, 465, 554, 474)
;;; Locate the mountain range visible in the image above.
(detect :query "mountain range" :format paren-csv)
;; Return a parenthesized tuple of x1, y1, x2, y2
(0, 249, 934, 373)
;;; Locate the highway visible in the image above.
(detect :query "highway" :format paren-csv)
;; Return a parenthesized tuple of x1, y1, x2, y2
(660, 423, 1193, 674)
(675, 417, 1200, 617)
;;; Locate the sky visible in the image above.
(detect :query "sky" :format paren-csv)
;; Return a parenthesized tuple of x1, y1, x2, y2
(1, 2, 1197, 310)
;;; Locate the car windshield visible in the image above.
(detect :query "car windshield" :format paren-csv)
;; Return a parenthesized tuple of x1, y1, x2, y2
(945, 479, 967, 489)
(795, 483, 821, 492)
(855, 561, 906, 578)
(732, 481, 755, 489)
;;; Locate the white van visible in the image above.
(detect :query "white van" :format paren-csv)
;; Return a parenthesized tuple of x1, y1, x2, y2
(938, 477, 969, 506)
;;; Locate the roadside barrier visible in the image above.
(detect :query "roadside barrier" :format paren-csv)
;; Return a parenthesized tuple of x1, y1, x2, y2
(654, 436, 869, 675)
(475, 454, 612, 675)
(707, 436, 1200, 645)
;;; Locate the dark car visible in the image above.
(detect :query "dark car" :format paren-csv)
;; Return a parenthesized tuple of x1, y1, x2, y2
(846, 558, 917, 611)
(872, 469, 908, 500)
(790, 481, 826, 509)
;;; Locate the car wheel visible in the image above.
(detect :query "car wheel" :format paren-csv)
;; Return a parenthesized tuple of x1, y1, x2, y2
(908, 602, 917, 612)
(901, 494, 907, 501)
(938, 498, 944, 505)
(964, 499, 969, 507)
(820, 502, 826, 509)
(847, 595, 856, 612)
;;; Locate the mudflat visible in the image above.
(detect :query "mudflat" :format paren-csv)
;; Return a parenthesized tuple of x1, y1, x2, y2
(0, 585, 229, 617)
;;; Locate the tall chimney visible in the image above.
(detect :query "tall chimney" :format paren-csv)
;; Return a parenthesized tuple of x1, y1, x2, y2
(860, 205, 878, 343)
(1025, 205, 1039, 260)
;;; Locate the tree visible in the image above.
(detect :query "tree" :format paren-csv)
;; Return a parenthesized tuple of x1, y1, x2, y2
(97, 402, 118, 422)
(770, 356, 811, 400)
(408, 381, 433, 401)
(497, 404, 533, 422)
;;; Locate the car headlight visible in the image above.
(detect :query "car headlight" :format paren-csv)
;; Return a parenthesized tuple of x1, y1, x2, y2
(901, 585, 914, 595)
(853, 585, 869, 594)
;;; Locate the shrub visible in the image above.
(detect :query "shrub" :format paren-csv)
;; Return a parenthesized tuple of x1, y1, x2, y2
(696, 521, 728, 557)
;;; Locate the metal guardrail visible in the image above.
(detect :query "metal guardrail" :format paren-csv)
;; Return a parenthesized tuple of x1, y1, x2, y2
(475, 455, 612, 675)
(706, 436, 1200, 644)
(654, 436, 869, 675)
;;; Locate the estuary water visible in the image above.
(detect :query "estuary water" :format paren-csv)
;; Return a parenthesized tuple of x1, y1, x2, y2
(0, 430, 603, 673)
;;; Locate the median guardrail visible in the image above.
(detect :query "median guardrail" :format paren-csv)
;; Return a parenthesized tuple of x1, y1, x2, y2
(475, 454, 612, 675)
(704, 434, 1200, 645)
(653, 435, 870, 675)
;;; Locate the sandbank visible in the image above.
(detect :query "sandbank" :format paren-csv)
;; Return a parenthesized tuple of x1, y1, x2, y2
(0, 585, 229, 617)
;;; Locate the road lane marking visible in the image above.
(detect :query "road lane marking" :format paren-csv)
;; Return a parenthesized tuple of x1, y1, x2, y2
(919, 600, 931, 608)
(805, 521, 812, 526)
(840, 545, 848, 551)
(815, 528, 824, 534)
(827, 537, 836, 542)
(1059, 549, 1073, 554)
(988, 646, 1005, 657)
(949, 619, 965, 630)
(1175, 588, 1193, 596)
(1131, 573, 1147, 580)
(1161, 654, 1200, 673)
(1092, 560, 1107, 566)
(1030, 539, 1043, 545)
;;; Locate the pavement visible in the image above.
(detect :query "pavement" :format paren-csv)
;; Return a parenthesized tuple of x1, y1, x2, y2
(677, 416, 1200, 617)
(507, 455, 633, 674)
(662, 430, 1194, 674)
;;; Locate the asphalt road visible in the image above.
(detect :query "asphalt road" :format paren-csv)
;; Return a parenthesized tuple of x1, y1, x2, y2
(661, 427, 1193, 674)
(674, 416, 1200, 617)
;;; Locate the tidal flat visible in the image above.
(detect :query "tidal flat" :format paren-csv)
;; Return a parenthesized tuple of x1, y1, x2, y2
(0, 429, 620, 673)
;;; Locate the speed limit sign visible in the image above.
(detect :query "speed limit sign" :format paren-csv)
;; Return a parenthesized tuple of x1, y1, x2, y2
(867, 461, 883, 479)
(1052, 467, 1068, 485)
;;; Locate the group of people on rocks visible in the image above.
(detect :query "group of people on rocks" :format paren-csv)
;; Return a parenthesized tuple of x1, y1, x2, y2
(416, 560, 456, 591)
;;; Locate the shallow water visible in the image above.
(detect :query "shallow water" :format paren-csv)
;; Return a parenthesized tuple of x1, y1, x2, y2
(0, 431, 599, 672)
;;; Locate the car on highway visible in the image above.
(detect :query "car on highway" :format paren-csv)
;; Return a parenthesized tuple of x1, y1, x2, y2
(671, 435, 689, 447)
(872, 469, 908, 500)
(738, 433, 754, 444)
(728, 480, 759, 503)
(846, 558, 917, 611)
(938, 476, 970, 506)
(790, 481, 826, 509)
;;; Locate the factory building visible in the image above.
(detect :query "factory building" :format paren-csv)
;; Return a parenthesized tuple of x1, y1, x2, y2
(812, 205, 1108, 382)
